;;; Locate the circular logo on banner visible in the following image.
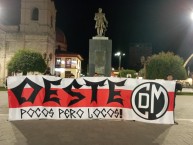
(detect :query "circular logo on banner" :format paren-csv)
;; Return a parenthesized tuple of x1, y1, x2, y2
(131, 82, 169, 120)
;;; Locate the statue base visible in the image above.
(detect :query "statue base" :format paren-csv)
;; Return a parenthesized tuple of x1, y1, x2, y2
(89, 38, 112, 76)
(92, 36, 109, 40)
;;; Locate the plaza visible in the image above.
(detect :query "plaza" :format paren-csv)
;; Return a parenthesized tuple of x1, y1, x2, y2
(0, 91, 193, 145)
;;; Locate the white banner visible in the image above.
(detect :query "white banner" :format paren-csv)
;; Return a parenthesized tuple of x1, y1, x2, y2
(7, 76, 176, 124)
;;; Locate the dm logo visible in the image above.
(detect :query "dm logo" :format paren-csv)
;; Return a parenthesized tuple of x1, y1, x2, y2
(131, 82, 169, 120)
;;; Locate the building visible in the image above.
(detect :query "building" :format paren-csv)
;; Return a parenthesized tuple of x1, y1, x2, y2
(55, 28, 67, 52)
(0, 0, 56, 85)
(55, 29, 83, 78)
(128, 43, 152, 70)
(55, 53, 83, 78)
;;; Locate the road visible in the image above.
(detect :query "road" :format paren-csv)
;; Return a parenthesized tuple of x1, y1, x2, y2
(0, 91, 193, 145)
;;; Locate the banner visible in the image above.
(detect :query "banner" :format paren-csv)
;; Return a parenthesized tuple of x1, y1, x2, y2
(7, 76, 176, 124)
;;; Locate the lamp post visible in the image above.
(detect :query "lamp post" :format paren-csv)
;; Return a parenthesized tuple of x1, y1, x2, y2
(115, 51, 125, 71)
(184, 12, 193, 66)
(183, 12, 193, 85)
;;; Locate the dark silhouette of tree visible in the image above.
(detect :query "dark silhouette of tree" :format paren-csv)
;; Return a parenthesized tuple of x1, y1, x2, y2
(146, 52, 187, 80)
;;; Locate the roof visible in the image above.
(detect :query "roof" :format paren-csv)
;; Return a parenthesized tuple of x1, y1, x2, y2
(56, 52, 84, 61)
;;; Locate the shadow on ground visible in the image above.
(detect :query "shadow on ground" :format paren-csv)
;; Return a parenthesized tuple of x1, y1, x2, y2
(11, 120, 172, 145)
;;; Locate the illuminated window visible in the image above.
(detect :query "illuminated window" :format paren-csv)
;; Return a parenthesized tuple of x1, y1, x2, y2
(55, 58, 61, 68)
(71, 58, 77, 68)
(65, 58, 71, 68)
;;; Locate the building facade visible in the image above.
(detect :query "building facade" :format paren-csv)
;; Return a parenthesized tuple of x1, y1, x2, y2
(0, 0, 56, 85)
(55, 29, 83, 78)
(55, 53, 83, 78)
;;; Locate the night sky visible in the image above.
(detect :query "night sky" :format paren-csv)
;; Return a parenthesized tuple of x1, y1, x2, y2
(55, 0, 193, 72)
(1, 0, 193, 73)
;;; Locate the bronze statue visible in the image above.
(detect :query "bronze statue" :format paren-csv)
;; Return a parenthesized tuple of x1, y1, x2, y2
(94, 8, 108, 36)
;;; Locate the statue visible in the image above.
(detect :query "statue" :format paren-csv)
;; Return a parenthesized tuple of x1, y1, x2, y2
(94, 8, 108, 37)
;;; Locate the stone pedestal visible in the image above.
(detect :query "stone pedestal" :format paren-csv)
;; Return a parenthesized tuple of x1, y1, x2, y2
(89, 37, 112, 76)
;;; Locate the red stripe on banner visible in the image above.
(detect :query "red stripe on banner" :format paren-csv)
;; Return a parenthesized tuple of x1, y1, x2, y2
(8, 88, 175, 111)
(167, 92, 175, 111)
(8, 88, 132, 108)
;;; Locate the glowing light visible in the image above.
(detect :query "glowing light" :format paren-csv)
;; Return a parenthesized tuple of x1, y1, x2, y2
(55, 68, 65, 72)
(61, 60, 65, 64)
(115, 52, 121, 56)
(114, 51, 126, 70)
(190, 12, 193, 21)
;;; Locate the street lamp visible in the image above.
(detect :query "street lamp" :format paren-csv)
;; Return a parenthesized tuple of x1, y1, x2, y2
(115, 51, 125, 71)
(190, 12, 193, 21)
(178, 14, 193, 67)
(183, 12, 193, 86)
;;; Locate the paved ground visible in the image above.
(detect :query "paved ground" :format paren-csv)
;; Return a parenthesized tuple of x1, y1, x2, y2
(0, 91, 193, 145)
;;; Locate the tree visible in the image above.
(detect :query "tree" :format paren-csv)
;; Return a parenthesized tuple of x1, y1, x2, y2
(8, 50, 47, 75)
(146, 52, 187, 80)
(118, 69, 137, 78)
